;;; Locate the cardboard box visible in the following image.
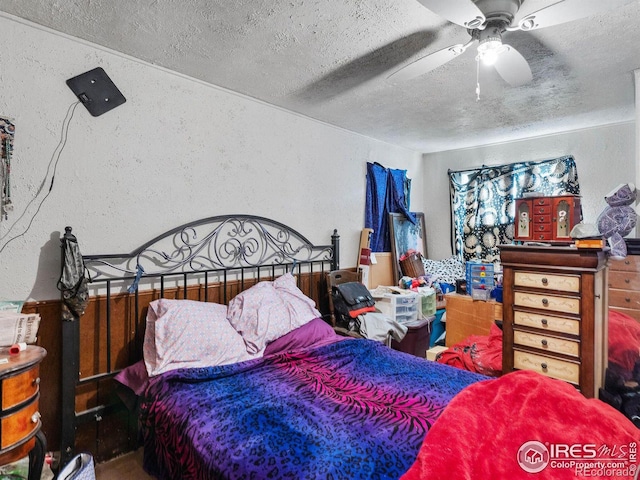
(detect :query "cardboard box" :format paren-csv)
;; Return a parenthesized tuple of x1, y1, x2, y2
(426, 345, 447, 361)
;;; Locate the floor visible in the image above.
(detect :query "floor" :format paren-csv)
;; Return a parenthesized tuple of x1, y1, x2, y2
(1, 449, 153, 480)
(94, 449, 154, 480)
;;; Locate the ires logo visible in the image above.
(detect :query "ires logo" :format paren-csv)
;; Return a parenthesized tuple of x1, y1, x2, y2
(518, 441, 637, 475)
(549, 443, 598, 459)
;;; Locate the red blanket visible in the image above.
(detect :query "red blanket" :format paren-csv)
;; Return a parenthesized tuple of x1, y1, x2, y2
(402, 370, 639, 480)
(435, 322, 503, 376)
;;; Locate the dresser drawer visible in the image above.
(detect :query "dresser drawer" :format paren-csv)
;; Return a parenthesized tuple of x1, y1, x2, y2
(514, 330, 580, 357)
(514, 291, 580, 315)
(608, 270, 640, 291)
(609, 256, 640, 273)
(532, 197, 551, 207)
(533, 214, 551, 224)
(2, 366, 40, 411)
(609, 289, 640, 310)
(514, 310, 580, 335)
(514, 271, 580, 292)
(0, 396, 39, 450)
(534, 223, 551, 233)
(514, 350, 580, 385)
(532, 204, 551, 215)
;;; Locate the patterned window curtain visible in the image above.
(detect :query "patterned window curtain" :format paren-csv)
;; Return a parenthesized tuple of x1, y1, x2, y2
(365, 162, 414, 252)
(448, 155, 580, 262)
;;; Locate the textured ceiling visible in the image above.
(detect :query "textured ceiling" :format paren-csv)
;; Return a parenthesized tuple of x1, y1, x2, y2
(1, 0, 640, 152)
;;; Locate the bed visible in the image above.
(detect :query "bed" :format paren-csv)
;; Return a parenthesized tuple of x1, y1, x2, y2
(58, 214, 639, 479)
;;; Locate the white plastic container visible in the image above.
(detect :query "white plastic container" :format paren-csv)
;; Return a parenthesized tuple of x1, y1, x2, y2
(374, 292, 419, 324)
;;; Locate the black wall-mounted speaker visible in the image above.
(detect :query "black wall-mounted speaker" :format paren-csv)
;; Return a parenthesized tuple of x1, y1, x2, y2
(66, 67, 126, 117)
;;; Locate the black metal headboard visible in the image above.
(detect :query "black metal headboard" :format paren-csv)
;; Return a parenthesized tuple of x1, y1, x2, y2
(59, 214, 339, 468)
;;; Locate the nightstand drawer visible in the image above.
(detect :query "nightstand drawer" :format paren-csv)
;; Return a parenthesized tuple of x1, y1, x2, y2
(609, 289, 640, 310)
(2, 366, 40, 411)
(514, 330, 579, 357)
(0, 396, 39, 450)
(514, 292, 580, 314)
(609, 256, 640, 273)
(608, 271, 640, 290)
(514, 350, 580, 384)
(514, 271, 580, 292)
(513, 310, 580, 335)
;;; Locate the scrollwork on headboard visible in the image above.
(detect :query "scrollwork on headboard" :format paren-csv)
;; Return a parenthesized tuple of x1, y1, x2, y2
(83, 214, 337, 282)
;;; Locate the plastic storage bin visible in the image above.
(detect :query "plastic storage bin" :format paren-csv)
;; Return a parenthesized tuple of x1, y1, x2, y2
(465, 261, 494, 299)
(417, 287, 436, 317)
(375, 292, 419, 324)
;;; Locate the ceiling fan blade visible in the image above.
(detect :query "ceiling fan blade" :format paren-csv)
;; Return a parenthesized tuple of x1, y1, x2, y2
(387, 43, 470, 82)
(416, 0, 485, 28)
(517, 0, 637, 31)
(493, 45, 532, 87)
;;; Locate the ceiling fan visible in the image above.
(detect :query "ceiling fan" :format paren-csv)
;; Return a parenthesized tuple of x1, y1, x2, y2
(388, 0, 637, 92)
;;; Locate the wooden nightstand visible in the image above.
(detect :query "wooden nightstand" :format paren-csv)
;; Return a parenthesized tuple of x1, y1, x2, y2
(0, 346, 47, 480)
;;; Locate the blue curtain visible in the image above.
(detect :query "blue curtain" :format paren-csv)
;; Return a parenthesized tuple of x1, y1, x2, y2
(365, 162, 414, 252)
(448, 155, 580, 262)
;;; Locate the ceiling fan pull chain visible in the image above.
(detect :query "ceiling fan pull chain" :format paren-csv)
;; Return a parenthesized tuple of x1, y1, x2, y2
(475, 56, 481, 101)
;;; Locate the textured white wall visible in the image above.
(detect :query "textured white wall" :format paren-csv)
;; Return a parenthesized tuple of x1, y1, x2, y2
(0, 15, 423, 302)
(423, 122, 636, 261)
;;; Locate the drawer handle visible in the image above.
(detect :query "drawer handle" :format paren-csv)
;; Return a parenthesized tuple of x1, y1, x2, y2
(32, 377, 40, 387)
(625, 278, 631, 284)
(31, 412, 41, 424)
(541, 340, 548, 347)
(626, 298, 631, 303)
(541, 277, 548, 286)
(542, 298, 549, 306)
(541, 363, 548, 371)
(625, 260, 631, 265)
(541, 318, 548, 326)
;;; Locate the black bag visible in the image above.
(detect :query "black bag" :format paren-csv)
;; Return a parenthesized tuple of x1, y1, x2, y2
(332, 282, 376, 323)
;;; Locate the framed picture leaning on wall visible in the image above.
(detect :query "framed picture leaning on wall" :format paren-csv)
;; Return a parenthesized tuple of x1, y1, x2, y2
(388, 212, 428, 284)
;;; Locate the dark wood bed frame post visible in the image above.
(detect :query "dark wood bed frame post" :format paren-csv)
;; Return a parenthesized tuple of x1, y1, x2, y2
(331, 229, 339, 270)
(59, 227, 81, 471)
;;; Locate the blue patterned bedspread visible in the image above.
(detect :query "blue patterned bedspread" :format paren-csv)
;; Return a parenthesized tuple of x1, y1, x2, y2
(139, 339, 487, 480)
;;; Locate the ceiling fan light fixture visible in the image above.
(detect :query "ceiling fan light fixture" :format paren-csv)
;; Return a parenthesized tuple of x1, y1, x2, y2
(477, 38, 505, 65)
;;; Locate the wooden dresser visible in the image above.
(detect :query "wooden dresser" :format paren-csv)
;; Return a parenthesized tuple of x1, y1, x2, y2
(0, 346, 47, 480)
(500, 245, 608, 398)
(608, 253, 640, 321)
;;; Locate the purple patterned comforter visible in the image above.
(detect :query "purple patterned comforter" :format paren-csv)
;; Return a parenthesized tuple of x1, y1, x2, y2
(139, 339, 486, 480)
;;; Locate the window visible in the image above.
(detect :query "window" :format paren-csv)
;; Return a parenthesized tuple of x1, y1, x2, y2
(448, 155, 580, 262)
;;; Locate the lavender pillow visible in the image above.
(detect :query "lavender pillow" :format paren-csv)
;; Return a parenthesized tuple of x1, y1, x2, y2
(273, 273, 322, 323)
(264, 317, 344, 356)
(143, 299, 256, 376)
(227, 281, 292, 354)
